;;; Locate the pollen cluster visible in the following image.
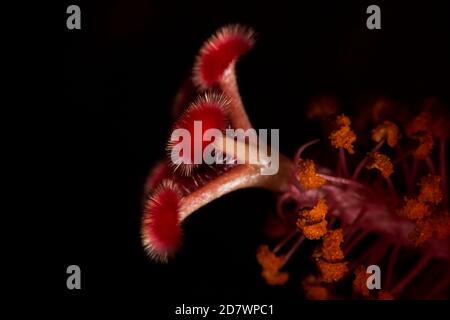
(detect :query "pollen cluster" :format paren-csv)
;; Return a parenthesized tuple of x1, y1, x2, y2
(352, 265, 370, 297)
(398, 174, 447, 245)
(405, 112, 436, 158)
(296, 159, 326, 190)
(256, 245, 289, 286)
(297, 198, 328, 240)
(398, 198, 431, 220)
(302, 275, 329, 300)
(365, 152, 394, 178)
(371, 120, 399, 147)
(329, 114, 356, 153)
(418, 174, 443, 205)
(313, 229, 348, 283)
(410, 213, 450, 246)
(412, 131, 434, 159)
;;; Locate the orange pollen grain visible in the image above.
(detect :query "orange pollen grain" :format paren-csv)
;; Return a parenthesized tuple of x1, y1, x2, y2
(297, 220, 328, 240)
(261, 269, 289, 286)
(371, 120, 399, 147)
(303, 275, 330, 300)
(409, 218, 434, 246)
(316, 260, 348, 283)
(329, 114, 356, 154)
(397, 198, 431, 221)
(418, 174, 443, 205)
(256, 245, 289, 285)
(353, 265, 370, 297)
(296, 159, 326, 190)
(365, 152, 394, 178)
(297, 199, 328, 240)
(412, 131, 434, 159)
(304, 286, 329, 300)
(411, 214, 450, 246)
(299, 199, 328, 224)
(336, 114, 351, 127)
(320, 229, 345, 262)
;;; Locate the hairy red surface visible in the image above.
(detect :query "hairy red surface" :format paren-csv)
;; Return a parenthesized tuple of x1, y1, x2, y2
(194, 25, 254, 88)
(142, 180, 182, 262)
(168, 93, 229, 174)
(143, 161, 172, 197)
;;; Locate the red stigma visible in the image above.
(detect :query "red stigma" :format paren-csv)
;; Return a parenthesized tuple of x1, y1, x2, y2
(143, 161, 171, 197)
(168, 92, 229, 174)
(194, 25, 254, 88)
(141, 180, 183, 262)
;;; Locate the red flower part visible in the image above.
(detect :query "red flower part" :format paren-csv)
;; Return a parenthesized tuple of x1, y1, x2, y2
(171, 78, 198, 119)
(167, 92, 229, 175)
(143, 161, 172, 197)
(193, 24, 254, 89)
(141, 180, 183, 262)
(193, 24, 254, 129)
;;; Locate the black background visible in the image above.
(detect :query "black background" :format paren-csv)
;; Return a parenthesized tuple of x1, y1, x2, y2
(58, 0, 450, 310)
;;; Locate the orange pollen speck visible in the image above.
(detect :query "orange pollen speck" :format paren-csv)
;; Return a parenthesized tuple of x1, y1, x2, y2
(336, 114, 351, 127)
(410, 214, 450, 246)
(297, 199, 328, 240)
(261, 269, 289, 286)
(304, 285, 329, 300)
(303, 276, 329, 300)
(256, 245, 289, 285)
(418, 174, 443, 205)
(296, 159, 326, 190)
(412, 131, 434, 159)
(320, 229, 345, 262)
(329, 114, 356, 154)
(398, 198, 431, 221)
(316, 260, 348, 283)
(365, 152, 394, 178)
(313, 229, 348, 283)
(299, 199, 328, 224)
(353, 265, 370, 297)
(297, 220, 328, 240)
(371, 120, 399, 147)
(409, 218, 434, 246)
